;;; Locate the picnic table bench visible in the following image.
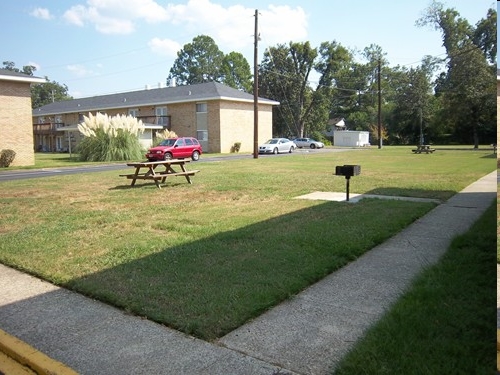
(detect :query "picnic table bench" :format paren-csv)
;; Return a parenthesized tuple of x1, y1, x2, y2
(120, 159, 199, 189)
(412, 145, 436, 154)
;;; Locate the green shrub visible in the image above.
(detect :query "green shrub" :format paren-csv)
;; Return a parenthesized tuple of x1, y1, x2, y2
(308, 131, 331, 146)
(231, 142, 241, 153)
(76, 113, 145, 162)
(0, 149, 16, 167)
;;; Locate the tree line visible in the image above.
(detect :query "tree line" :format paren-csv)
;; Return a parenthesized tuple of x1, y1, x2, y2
(6, 1, 496, 146)
(167, 1, 496, 146)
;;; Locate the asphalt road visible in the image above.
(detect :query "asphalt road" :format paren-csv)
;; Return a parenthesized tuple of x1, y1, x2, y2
(0, 163, 128, 182)
(0, 154, 256, 182)
(0, 148, 342, 182)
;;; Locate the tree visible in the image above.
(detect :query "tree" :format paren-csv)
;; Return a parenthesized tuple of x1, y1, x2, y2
(2, 61, 72, 108)
(220, 52, 252, 92)
(259, 40, 351, 138)
(167, 35, 253, 92)
(329, 45, 388, 134)
(473, 8, 497, 64)
(314, 40, 353, 134)
(31, 80, 72, 109)
(417, 1, 496, 147)
(167, 35, 224, 86)
(2, 60, 36, 76)
(385, 55, 441, 145)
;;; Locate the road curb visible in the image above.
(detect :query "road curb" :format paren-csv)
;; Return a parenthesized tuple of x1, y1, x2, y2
(0, 329, 78, 375)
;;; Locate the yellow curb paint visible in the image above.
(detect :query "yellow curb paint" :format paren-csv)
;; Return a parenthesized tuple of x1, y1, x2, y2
(0, 350, 37, 374)
(0, 329, 78, 375)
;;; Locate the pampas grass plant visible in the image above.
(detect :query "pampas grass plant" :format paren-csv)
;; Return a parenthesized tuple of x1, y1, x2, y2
(77, 113, 145, 161)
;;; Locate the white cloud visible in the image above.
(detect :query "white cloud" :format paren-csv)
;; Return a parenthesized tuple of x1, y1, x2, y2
(163, 0, 308, 51)
(148, 38, 181, 57)
(60, 0, 308, 49)
(30, 7, 53, 20)
(63, 0, 169, 34)
(66, 64, 95, 77)
(63, 5, 87, 27)
(260, 5, 308, 45)
(64, 4, 135, 34)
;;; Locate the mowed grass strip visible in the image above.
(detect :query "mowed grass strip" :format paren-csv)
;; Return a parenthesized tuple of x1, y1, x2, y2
(333, 201, 496, 375)
(0, 147, 495, 340)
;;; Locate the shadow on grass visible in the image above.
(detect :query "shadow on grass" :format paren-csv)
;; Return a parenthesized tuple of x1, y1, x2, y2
(58, 197, 435, 341)
(110, 181, 192, 190)
(481, 153, 497, 159)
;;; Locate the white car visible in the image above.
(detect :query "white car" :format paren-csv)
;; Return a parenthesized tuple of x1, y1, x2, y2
(258, 138, 296, 154)
(293, 137, 324, 149)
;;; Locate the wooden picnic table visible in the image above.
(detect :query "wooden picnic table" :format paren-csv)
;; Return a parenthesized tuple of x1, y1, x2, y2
(120, 159, 199, 188)
(412, 144, 436, 154)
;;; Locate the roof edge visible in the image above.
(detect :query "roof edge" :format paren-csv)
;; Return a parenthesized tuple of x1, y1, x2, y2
(33, 96, 280, 116)
(0, 74, 45, 84)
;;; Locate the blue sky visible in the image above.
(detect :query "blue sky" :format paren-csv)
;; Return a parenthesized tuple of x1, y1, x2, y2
(1, 0, 494, 98)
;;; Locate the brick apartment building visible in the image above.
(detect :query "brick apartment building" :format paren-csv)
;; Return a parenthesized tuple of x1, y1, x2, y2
(33, 81, 280, 154)
(0, 69, 45, 166)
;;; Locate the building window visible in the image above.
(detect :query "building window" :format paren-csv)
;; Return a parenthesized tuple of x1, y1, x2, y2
(129, 108, 139, 117)
(56, 136, 63, 151)
(155, 107, 168, 125)
(197, 130, 208, 141)
(196, 103, 207, 113)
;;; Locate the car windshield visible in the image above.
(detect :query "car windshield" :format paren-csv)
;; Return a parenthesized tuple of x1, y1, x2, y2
(265, 139, 279, 144)
(159, 139, 176, 146)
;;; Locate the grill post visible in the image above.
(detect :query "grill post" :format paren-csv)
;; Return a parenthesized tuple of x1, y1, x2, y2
(345, 176, 351, 201)
(334, 165, 361, 202)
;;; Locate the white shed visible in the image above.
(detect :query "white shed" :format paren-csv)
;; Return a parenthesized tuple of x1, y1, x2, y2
(333, 130, 370, 147)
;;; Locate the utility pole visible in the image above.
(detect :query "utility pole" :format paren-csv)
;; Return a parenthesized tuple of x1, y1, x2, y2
(253, 9, 259, 159)
(377, 59, 382, 149)
(418, 107, 424, 146)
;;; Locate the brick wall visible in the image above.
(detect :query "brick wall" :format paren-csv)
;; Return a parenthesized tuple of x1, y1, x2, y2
(219, 100, 273, 153)
(0, 81, 35, 166)
(167, 102, 197, 138)
(167, 100, 274, 153)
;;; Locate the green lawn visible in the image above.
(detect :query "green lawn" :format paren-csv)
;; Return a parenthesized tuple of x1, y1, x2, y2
(0, 147, 495, 340)
(334, 202, 496, 375)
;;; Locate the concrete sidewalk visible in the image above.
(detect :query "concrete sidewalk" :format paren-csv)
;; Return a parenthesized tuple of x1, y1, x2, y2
(0, 171, 496, 374)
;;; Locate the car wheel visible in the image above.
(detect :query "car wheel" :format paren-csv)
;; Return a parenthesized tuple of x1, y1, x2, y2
(191, 150, 200, 161)
(164, 152, 173, 160)
(310, 144, 316, 149)
(273, 148, 278, 154)
(289, 146, 294, 153)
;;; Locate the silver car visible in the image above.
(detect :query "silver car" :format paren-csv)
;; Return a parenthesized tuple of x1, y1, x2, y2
(258, 138, 296, 154)
(293, 137, 324, 149)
